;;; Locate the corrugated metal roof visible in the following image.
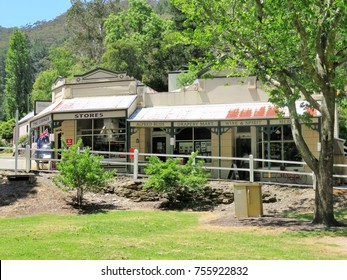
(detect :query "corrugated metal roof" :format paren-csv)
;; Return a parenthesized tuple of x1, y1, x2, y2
(18, 111, 34, 124)
(129, 102, 320, 121)
(32, 95, 137, 120)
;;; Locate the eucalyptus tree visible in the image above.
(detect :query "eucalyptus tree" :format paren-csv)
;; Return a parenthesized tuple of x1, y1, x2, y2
(173, 0, 347, 226)
(4, 29, 33, 119)
(104, 0, 195, 90)
(66, 0, 123, 66)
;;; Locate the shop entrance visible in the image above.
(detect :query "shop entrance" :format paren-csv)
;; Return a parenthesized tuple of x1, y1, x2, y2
(236, 138, 251, 158)
(236, 138, 251, 180)
(152, 137, 166, 154)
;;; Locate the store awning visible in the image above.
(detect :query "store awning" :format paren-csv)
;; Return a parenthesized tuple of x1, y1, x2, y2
(32, 95, 137, 120)
(129, 102, 320, 122)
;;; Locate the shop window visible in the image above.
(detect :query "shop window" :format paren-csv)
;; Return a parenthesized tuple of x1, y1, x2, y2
(258, 125, 302, 167)
(195, 127, 211, 139)
(76, 118, 126, 155)
(176, 128, 193, 140)
(175, 127, 211, 162)
(237, 126, 251, 133)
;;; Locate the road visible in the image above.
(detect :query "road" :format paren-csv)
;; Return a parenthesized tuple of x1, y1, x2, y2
(0, 156, 27, 171)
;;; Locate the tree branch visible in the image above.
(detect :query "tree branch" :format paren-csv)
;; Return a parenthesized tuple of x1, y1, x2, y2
(278, 74, 319, 171)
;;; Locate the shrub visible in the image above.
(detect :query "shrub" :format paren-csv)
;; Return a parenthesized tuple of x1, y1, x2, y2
(0, 119, 15, 140)
(54, 139, 116, 206)
(18, 134, 29, 147)
(144, 152, 208, 204)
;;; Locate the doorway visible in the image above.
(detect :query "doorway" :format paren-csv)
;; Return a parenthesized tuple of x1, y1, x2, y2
(152, 137, 166, 154)
(152, 137, 166, 161)
(236, 138, 251, 158)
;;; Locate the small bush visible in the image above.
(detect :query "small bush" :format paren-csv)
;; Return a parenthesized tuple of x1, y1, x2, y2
(18, 134, 29, 147)
(144, 152, 208, 204)
(54, 139, 116, 206)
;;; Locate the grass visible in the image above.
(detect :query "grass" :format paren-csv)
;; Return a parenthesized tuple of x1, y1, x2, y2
(1, 210, 347, 260)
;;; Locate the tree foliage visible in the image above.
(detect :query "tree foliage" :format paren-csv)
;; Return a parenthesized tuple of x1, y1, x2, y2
(173, 0, 347, 226)
(144, 152, 208, 204)
(4, 29, 33, 119)
(0, 119, 15, 140)
(103, 0, 195, 90)
(66, 0, 123, 67)
(54, 139, 116, 206)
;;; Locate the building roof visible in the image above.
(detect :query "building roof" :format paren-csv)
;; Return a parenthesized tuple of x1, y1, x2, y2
(32, 95, 137, 120)
(18, 111, 34, 124)
(129, 102, 320, 122)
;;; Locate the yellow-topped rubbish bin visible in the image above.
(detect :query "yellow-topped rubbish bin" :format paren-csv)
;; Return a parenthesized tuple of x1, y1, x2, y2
(233, 183, 263, 218)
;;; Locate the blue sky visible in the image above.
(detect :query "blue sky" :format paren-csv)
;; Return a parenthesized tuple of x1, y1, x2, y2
(0, 0, 72, 28)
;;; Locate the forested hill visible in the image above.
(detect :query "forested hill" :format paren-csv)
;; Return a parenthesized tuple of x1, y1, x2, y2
(0, 14, 67, 52)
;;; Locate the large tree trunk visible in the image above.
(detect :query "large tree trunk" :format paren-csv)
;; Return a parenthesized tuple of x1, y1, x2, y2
(312, 103, 340, 226)
(287, 93, 342, 227)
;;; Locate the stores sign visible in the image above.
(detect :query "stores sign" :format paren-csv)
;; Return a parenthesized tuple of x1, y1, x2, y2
(74, 112, 104, 119)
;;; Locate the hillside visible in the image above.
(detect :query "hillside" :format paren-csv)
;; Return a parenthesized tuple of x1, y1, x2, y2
(0, 13, 67, 53)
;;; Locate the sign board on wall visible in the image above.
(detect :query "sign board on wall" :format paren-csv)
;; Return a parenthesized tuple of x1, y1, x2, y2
(54, 110, 125, 120)
(31, 115, 52, 128)
(66, 138, 73, 146)
(34, 101, 51, 115)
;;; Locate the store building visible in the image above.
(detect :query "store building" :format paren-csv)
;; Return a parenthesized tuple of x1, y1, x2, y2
(29, 68, 343, 179)
(129, 73, 322, 178)
(30, 68, 150, 158)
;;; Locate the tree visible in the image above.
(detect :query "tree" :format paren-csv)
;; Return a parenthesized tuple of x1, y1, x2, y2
(31, 46, 76, 104)
(66, 0, 123, 67)
(104, 0, 195, 90)
(0, 119, 15, 140)
(173, 0, 347, 226)
(31, 69, 57, 103)
(4, 29, 33, 119)
(102, 39, 142, 79)
(54, 139, 116, 206)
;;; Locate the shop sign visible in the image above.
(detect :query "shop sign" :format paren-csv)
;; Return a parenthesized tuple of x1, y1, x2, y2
(269, 119, 291, 125)
(34, 101, 51, 115)
(66, 138, 73, 146)
(221, 120, 267, 126)
(54, 110, 125, 120)
(174, 121, 218, 127)
(31, 115, 51, 128)
(131, 121, 171, 127)
(74, 112, 104, 119)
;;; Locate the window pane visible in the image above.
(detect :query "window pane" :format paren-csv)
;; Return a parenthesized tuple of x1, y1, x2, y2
(80, 135, 92, 148)
(176, 128, 192, 140)
(194, 127, 211, 140)
(283, 125, 292, 140)
(270, 126, 281, 141)
(284, 142, 302, 162)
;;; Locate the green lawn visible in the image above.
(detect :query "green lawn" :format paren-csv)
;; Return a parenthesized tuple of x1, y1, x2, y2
(0, 211, 346, 260)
